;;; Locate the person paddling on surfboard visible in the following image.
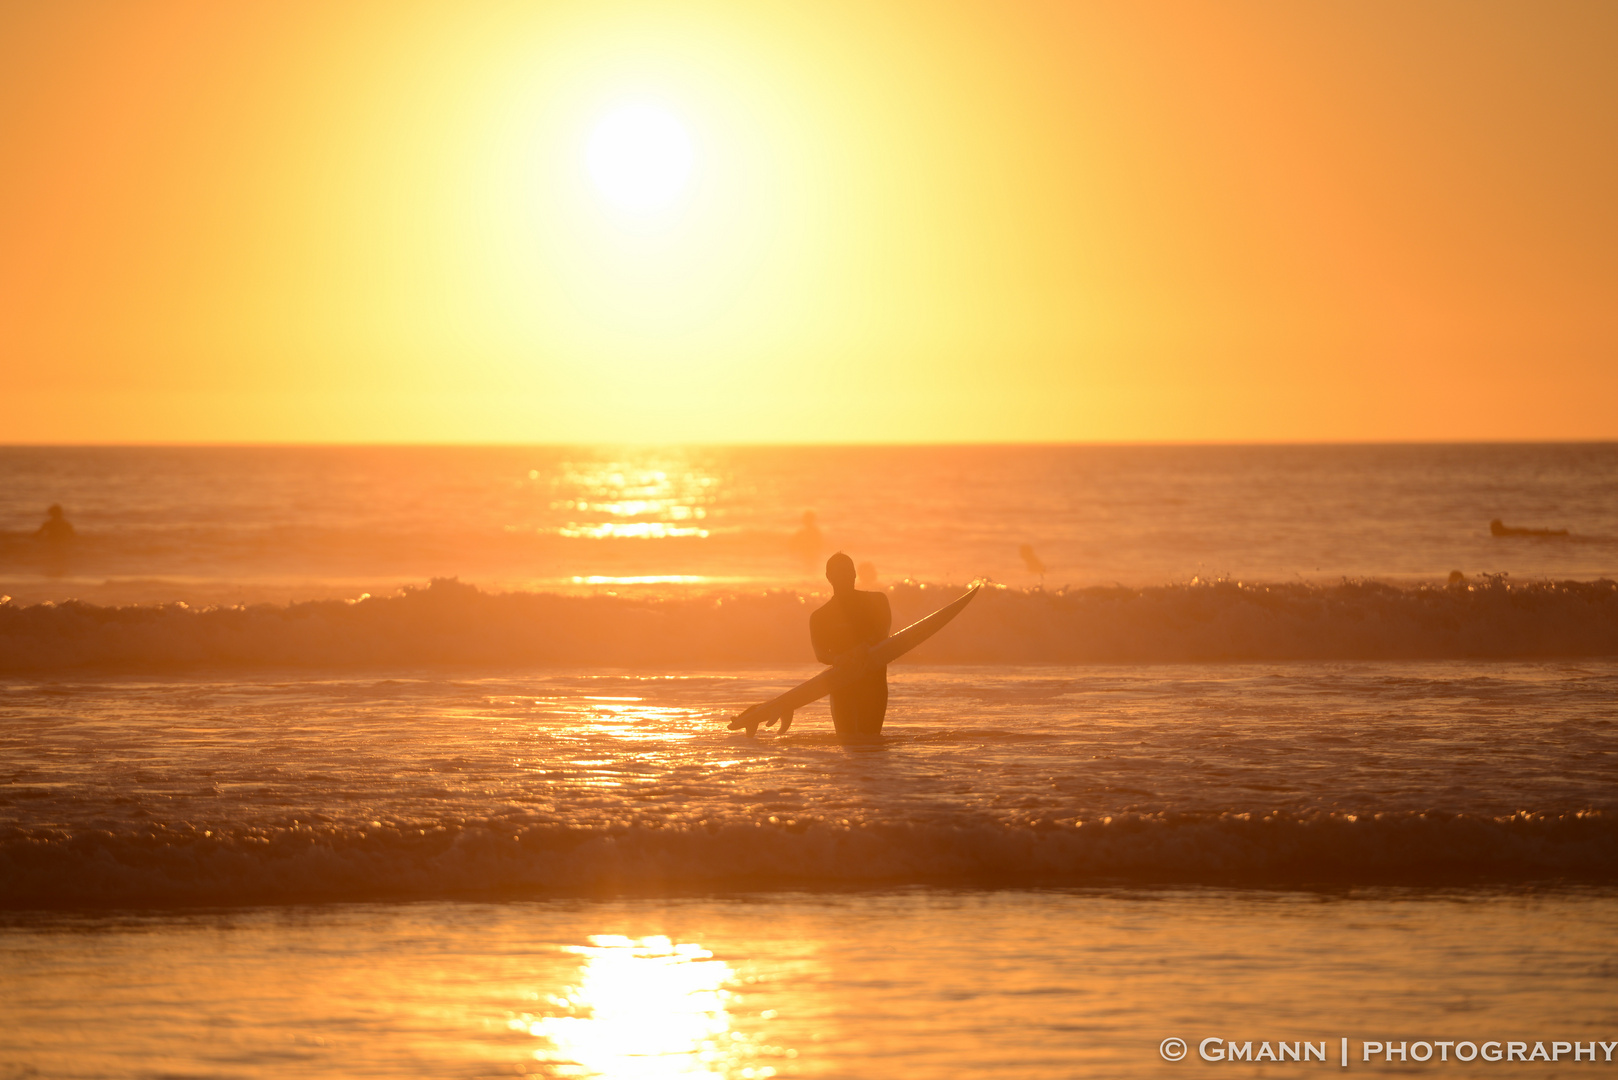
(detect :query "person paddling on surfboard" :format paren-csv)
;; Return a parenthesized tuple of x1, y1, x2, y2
(809, 552, 893, 740)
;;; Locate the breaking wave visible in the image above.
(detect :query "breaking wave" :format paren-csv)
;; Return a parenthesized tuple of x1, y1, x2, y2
(3, 811, 1613, 908)
(2, 576, 1616, 673)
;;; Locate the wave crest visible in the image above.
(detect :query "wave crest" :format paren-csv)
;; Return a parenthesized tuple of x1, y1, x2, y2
(4, 811, 1612, 907)
(2, 576, 1615, 672)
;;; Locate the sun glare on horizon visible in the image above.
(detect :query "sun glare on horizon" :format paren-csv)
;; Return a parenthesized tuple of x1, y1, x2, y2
(585, 102, 697, 216)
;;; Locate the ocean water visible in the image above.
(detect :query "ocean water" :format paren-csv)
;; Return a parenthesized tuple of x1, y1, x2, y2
(6, 891, 1617, 1079)
(2, 444, 1617, 1077)
(2, 444, 1616, 605)
(5, 662, 1617, 906)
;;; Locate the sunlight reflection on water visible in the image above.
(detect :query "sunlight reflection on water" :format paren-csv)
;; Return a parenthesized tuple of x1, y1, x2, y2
(516, 934, 778, 1079)
(553, 459, 718, 541)
(6, 894, 1616, 1078)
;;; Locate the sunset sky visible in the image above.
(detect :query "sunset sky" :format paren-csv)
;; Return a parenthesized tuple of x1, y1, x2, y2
(3, 0, 1615, 444)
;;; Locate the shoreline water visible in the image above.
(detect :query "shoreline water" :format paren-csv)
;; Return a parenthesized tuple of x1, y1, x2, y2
(5, 888, 1616, 1079)
(7, 659, 1614, 909)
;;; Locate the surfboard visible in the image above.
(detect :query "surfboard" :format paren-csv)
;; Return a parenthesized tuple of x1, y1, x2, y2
(727, 584, 982, 735)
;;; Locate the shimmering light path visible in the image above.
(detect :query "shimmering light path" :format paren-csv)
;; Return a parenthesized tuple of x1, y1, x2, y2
(4, 890, 1616, 1079)
(3, 661, 1615, 906)
(4, 444, 1616, 607)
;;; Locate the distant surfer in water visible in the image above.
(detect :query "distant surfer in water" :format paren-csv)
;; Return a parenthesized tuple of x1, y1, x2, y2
(789, 510, 824, 564)
(810, 552, 892, 740)
(34, 504, 76, 578)
(1490, 518, 1569, 538)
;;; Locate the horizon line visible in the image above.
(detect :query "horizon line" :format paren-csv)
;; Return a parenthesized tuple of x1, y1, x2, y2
(2, 438, 1616, 450)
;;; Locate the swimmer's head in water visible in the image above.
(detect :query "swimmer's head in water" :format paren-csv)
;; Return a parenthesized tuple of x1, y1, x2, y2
(47, 504, 65, 520)
(826, 552, 856, 594)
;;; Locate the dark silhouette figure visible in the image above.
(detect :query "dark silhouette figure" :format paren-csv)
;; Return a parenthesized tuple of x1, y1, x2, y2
(810, 552, 892, 740)
(1490, 518, 1568, 538)
(789, 510, 824, 564)
(35, 505, 74, 544)
(1019, 543, 1046, 578)
(34, 505, 75, 577)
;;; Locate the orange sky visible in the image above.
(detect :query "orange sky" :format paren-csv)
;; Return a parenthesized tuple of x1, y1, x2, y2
(3, 0, 1615, 443)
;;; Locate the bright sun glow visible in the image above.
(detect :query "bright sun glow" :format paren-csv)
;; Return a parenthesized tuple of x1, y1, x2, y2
(516, 934, 783, 1078)
(585, 104, 696, 215)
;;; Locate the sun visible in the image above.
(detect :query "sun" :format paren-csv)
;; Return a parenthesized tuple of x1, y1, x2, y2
(584, 103, 696, 216)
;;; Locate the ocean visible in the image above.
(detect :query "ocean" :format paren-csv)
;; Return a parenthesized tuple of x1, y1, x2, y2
(2, 444, 1616, 1078)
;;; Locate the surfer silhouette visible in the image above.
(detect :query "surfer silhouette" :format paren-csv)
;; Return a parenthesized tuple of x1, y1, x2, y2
(1019, 543, 1046, 579)
(789, 510, 824, 564)
(34, 504, 75, 577)
(35, 504, 75, 545)
(1489, 518, 1568, 538)
(810, 552, 892, 740)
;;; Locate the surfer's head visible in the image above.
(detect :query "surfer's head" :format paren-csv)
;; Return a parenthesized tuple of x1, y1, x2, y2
(825, 552, 856, 595)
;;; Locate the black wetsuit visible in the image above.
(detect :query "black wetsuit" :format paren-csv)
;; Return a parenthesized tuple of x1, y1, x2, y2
(809, 590, 892, 739)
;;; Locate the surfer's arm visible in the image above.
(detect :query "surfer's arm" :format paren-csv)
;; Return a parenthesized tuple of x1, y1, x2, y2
(809, 608, 842, 664)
